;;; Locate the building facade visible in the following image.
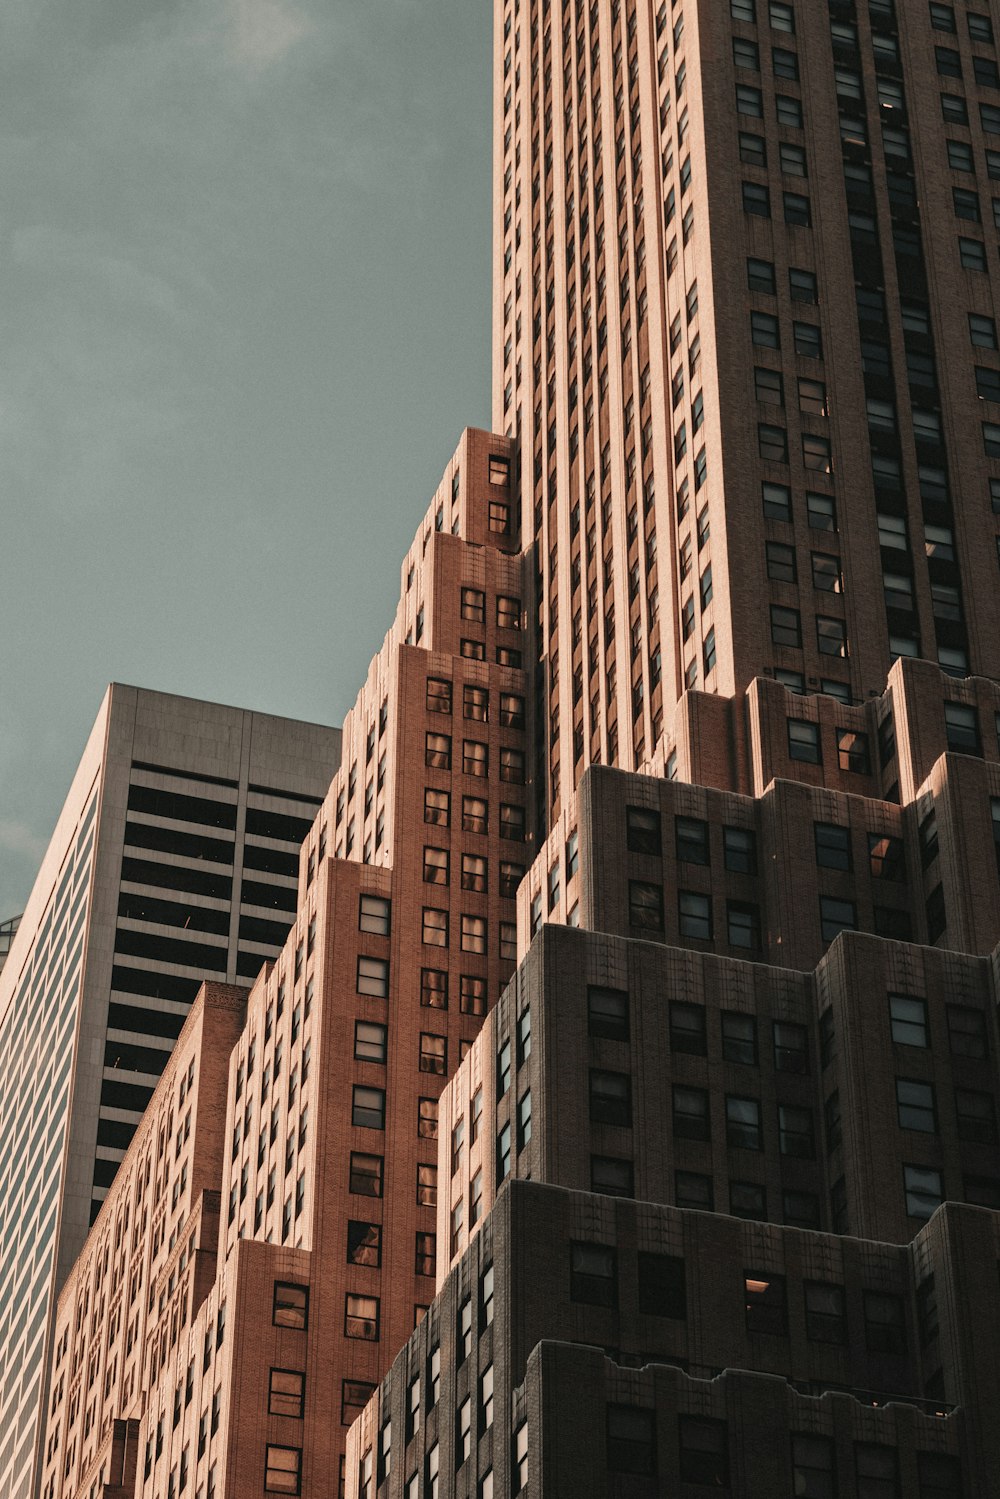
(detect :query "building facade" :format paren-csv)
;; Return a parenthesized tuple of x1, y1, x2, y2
(493, 0, 1000, 826)
(26, 0, 1000, 1495)
(0, 687, 339, 1499)
(37, 432, 531, 1499)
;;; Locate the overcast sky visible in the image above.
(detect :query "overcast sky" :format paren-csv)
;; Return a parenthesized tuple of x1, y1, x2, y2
(0, 0, 494, 916)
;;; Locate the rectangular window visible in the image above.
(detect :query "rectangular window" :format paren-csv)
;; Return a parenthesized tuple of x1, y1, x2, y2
(426, 677, 453, 714)
(273, 1282, 309, 1330)
(359, 894, 391, 935)
(357, 956, 389, 997)
(804, 1282, 846, 1344)
(726, 1095, 762, 1150)
(570, 1241, 618, 1306)
(678, 890, 712, 939)
(745, 1272, 787, 1335)
(673, 1085, 710, 1140)
(904, 1163, 944, 1220)
(349, 1152, 383, 1197)
(264, 1446, 302, 1495)
(679, 1418, 728, 1486)
(819, 896, 857, 942)
(722, 1011, 757, 1066)
(419, 1033, 447, 1075)
(345, 1293, 379, 1340)
(352, 1086, 385, 1130)
(588, 985, 630, 1041)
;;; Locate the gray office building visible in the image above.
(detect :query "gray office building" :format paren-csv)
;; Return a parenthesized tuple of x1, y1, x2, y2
(0, 684, 339, 1499)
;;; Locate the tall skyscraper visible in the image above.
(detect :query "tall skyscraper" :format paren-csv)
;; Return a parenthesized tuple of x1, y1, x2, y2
(0, 686, 339, 1499)
(28, 0, 1000, 1496)
(493, 0, 1000, 822)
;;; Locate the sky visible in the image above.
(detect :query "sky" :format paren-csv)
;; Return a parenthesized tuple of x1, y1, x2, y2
(0, 0, 495, 916)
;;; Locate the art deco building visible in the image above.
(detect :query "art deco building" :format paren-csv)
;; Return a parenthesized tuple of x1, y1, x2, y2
(492, 0, 1000, 824)
(0, 688, 339, 1499)
(28, 0, 1000, 1495)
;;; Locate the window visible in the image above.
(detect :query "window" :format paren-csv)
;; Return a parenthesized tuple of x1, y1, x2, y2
(354, 1022, 387, 1065)
(745, 1272, 787, 1335)
(784, 190, 811, 225)
(788, 720, 820, 763)
(273, 1282, 309, 1330)
(679, 1418, 728, 1486)
(789, 266, 817, 304)
(606, 1406, 656, 1475)
(426, 677, 453, 713)
(264, 1445, 302, 1495)
(918, 1454, 963, 1497)
(678, 890, 712, 939)
(864, 1292, 906, 1356)
(424, 732, 451, 770)
(673, 1085, 710, 1141)
(590, 1070, 632, 1127)
(734, 37, 761, 69)
(727, 901, 760, 950)
(357, 956, 389, 998)
(794, 321, 822, 358)
(893, 995, 929, 1055)
(500, 803, 525, 840)
(420, 968, 448, 1011)
(807, 492, 836, 530)
(944, 702, 981, 753)
(766, 540, 796, 582)
(497, 595, 521, 629)
(345, 1293, 379, 1341)
(419, 1033, 447, 1075)
(752, 310, 781, 348)
(727, 1095, 762, 1150)
(805, 1282, 846, 1344)
(759, 423, 788, 462)
(675, 816, 709, 865)
(790, 1436, 835, 1497)
(416, 1163, 437, 1208)
(819, 896, 856, 942)
(743, 180, 772, 216)
(870, 834, 904, 879)
(588, 984, 629, 1041)
(670, 1001, 707, 1056)
(591, 1154, 634, 1196)
(460, 588, 485, 623)
(748, 256, 776, 293)
(463, 684, 488, 722)
(779, 1104, 815, 1158)
(771, 605, 801, 647)
(960, 237, 987, 270)
(349, 1152, 383, 1197)
(359, 894, 391, 936)
(570, 1242, 618, 1306)
(774, 1022, 808, 1074)
(722, 1011, 757, 1066)
(629, 880, 664, 932)
(463, 740, 488, 777)
(631, 1251, 686, 1322)
(463, 795, 487, 835)
(737, 82, 764, 116)
(268, 1369, 305, 1419)
(897, 1078, 937, 1133)
(838, 729, 870, 773)
(422, 907, 448, 947)
(904, 1163, 944, 1220)
(948, 1005, 987, 1057)
(720, 828, 756, 877)
(855, 1445, 900, 1499)
(627, 804, 662, 854)
(460, 914, 487, 954)
(352, 1086, 385, 1130)
(815, 822, 852, 871)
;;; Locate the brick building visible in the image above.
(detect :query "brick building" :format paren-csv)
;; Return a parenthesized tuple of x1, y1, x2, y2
(0, 688, 338, 1499)
(28, 0, 1000, 1495)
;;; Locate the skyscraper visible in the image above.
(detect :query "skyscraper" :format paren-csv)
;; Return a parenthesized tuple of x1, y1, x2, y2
(29, 0, 1000, 1496)
(0, 686, 339, 1499)
(493, 0, 1000, 821)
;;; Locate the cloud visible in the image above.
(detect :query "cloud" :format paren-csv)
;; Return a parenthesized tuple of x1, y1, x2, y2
(223, 0, 311, 71)
(0, 820, 47, 863)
